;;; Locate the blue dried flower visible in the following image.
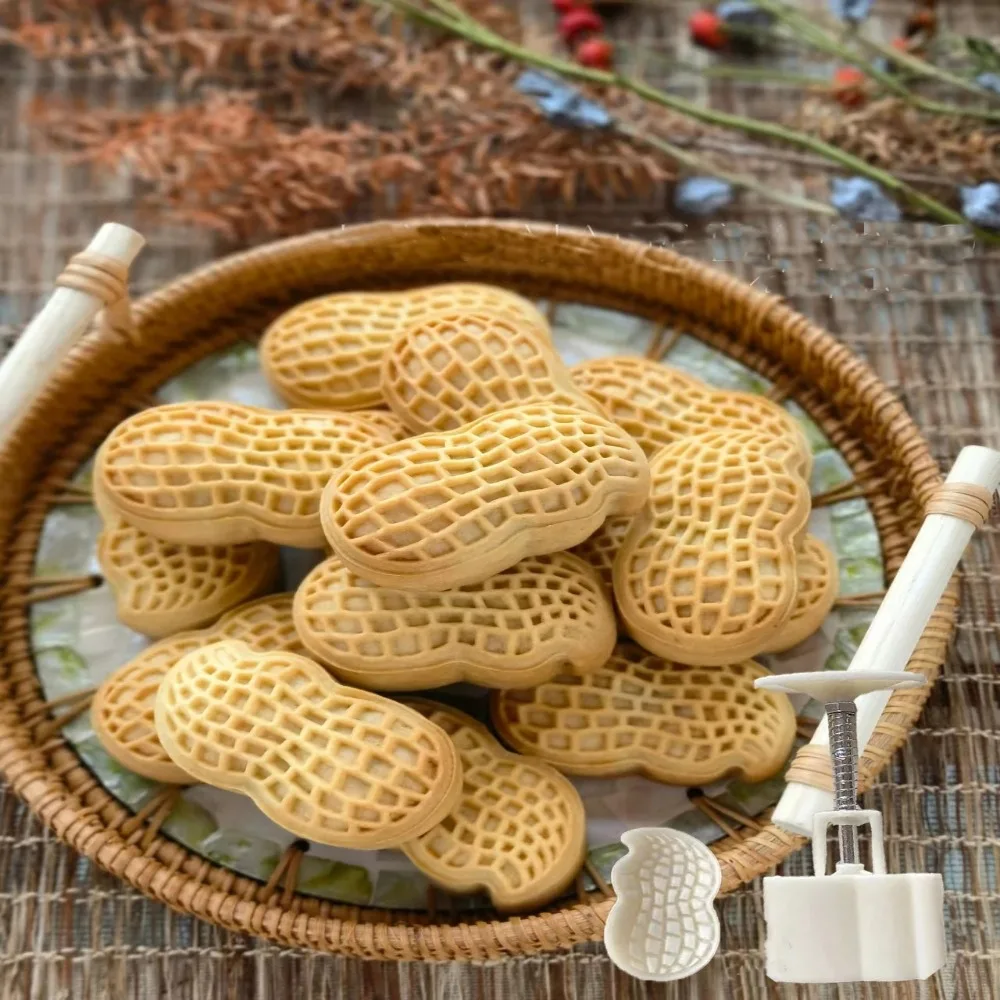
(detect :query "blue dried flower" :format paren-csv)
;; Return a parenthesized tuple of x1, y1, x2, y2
(716, 1, 775, 28)
(515, 70, 612, 130)
(959, 182, 1000, 229)
(828, 0, 874, 24)
(976, 72, 1000, 96)
(674, 177, 734, 216)
(830, 177, 902, 222)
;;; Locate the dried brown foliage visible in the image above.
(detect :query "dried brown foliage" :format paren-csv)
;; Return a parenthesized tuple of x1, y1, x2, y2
(796, 97, 1000, 183)
(13, 0, 706, 242)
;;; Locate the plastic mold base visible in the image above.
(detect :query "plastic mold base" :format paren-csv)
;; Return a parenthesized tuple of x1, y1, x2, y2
(763, 810, 945, 983)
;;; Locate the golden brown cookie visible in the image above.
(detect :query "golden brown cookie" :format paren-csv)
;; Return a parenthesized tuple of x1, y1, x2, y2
(154, 640, 463, 848)
(614, 430, 810, 665)
(260, 284, 550, 410)
(91, 594, 305, 783)
(401, 701, 586, 912)
(765, 534, 839, 652)
(95, 401, 388, 548)
(293, 551, 616, 690)
(350, 408, 410, 442)
(568, 515, 632, 603)
(381, 310, 597, 434)
(322, 403, 650, 590)
(491, 643, 796, 785)
(572, 356, 811, 474)
(97, 517, 280, 637)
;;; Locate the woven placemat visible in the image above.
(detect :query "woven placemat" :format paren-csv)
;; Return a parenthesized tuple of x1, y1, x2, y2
(2, 2, 1000, 997)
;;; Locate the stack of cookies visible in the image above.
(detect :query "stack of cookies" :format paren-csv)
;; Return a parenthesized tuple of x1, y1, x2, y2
(89, 283, 833, 912)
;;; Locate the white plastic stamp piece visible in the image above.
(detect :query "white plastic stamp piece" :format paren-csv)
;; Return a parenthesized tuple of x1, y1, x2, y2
(605, 827, 721, 982)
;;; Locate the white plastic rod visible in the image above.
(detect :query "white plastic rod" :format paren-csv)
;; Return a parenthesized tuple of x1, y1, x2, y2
(773, 445, 1000, 836)
(0, 223, 144, 450)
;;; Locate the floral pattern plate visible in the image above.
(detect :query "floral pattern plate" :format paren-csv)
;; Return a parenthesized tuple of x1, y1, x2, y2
(31, 299, 882, 910)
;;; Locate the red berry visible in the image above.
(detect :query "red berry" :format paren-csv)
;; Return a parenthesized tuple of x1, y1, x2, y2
(552, 0, 583, 11)
(832, 67, 867, 108)
(890, 36, 909, 52)
(576, 36, 614, 69)
(559, 7, 604, 41)
(689, 9, 726, 50)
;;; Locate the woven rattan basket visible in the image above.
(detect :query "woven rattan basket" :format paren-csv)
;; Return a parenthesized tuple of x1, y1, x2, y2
(0, 219, 955, 960)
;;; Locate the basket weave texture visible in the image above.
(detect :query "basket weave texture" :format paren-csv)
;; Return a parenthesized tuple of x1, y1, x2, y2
(0, 219, 953, 960)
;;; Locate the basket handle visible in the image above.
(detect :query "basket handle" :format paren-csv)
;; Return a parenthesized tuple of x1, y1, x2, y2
(0, 223, 145, 451)
(774, 445, 1000, 837)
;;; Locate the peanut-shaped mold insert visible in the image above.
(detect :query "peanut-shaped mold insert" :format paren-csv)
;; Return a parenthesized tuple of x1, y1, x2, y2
(97, 518, 280, 637)
(765, 534, 839, 652)
(614, 430, 810, 665)
(293, 551, 616, 690)
(402, 701, 586, 912)
(381, 310, 597, 434)
(572, 356, 810, 473)
(95, 401, 389, 548)
(491, 643, 796, 785)
(155, 641, 463, 848)
(322, 403, 650, 590)
(92, 594, 305, 783)
(261, 283, 550, 410)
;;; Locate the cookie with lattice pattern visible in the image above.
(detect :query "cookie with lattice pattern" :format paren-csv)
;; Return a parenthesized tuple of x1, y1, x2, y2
(322, 403, 650, 590)
(491, 643, 795, 784)
(766, 534, 838, 652)
(96, 401, 389, 548)
(401, 701, 586, 912)
(568, 515, 632, 602)
(261, 284, 550, 410)
(97, 517, 279, 637)
(381, 310, 596, 434)
(572, 356, 810, 473)
(350, 408, 410, 442)
(154, 641, 462, 848)
(92, 594, 305, 783)
(614, 430, 810, 665)
(293, 551, 616, 690)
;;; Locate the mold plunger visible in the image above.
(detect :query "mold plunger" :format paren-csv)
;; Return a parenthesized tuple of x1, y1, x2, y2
(751, 444, 1000, 984)
(755, 670, 943, 983)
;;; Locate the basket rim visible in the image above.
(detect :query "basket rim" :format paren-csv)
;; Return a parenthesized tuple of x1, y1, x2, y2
(0, 217, 953, 961)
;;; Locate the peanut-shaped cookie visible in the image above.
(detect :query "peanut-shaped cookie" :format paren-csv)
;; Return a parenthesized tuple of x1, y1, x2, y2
(766, 534, 839, 652)
(92, 594, 305, 783)
(381, 310, 597, 434)
(97, 517, 280, 637)
(614, 430, 810, 665)
(95, 401, 390, 548)
(293, 551, 616, 690)
(572, 356, 810, 473)
(491, 643, 795, 785)
(261, 283, 550, 410)
(322, 403, 650, 590)
(401, 701, 586, 912)
(154, 641, 463, 848)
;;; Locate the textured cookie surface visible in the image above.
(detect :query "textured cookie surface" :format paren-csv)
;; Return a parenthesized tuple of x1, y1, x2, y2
(92, 594, 305, 783)
(491, 643, 796, 785)
(572, 356, 810, 472)
(97, 518, 279, 637)
(350, 408, 410, 442)
(402, 701, 586, 912)
(381, 310, 596, 434)
(614, 430, 810, 665)
(294, 552, 616, 690)
(323, 403, 650, 590)
(766, 534, 839, 652)
(96, 401, 388, 547)
(569, 515, 632, 603)
(261, 284, 550, 410)
(154, 641, 462, 848)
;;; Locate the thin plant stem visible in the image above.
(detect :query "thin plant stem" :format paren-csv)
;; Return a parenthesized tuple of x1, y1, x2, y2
(858, 36, 996, 101)
(751, 0, 1000, 121)
(616, 121, 837, 216)
(382, 0, 980, 235)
